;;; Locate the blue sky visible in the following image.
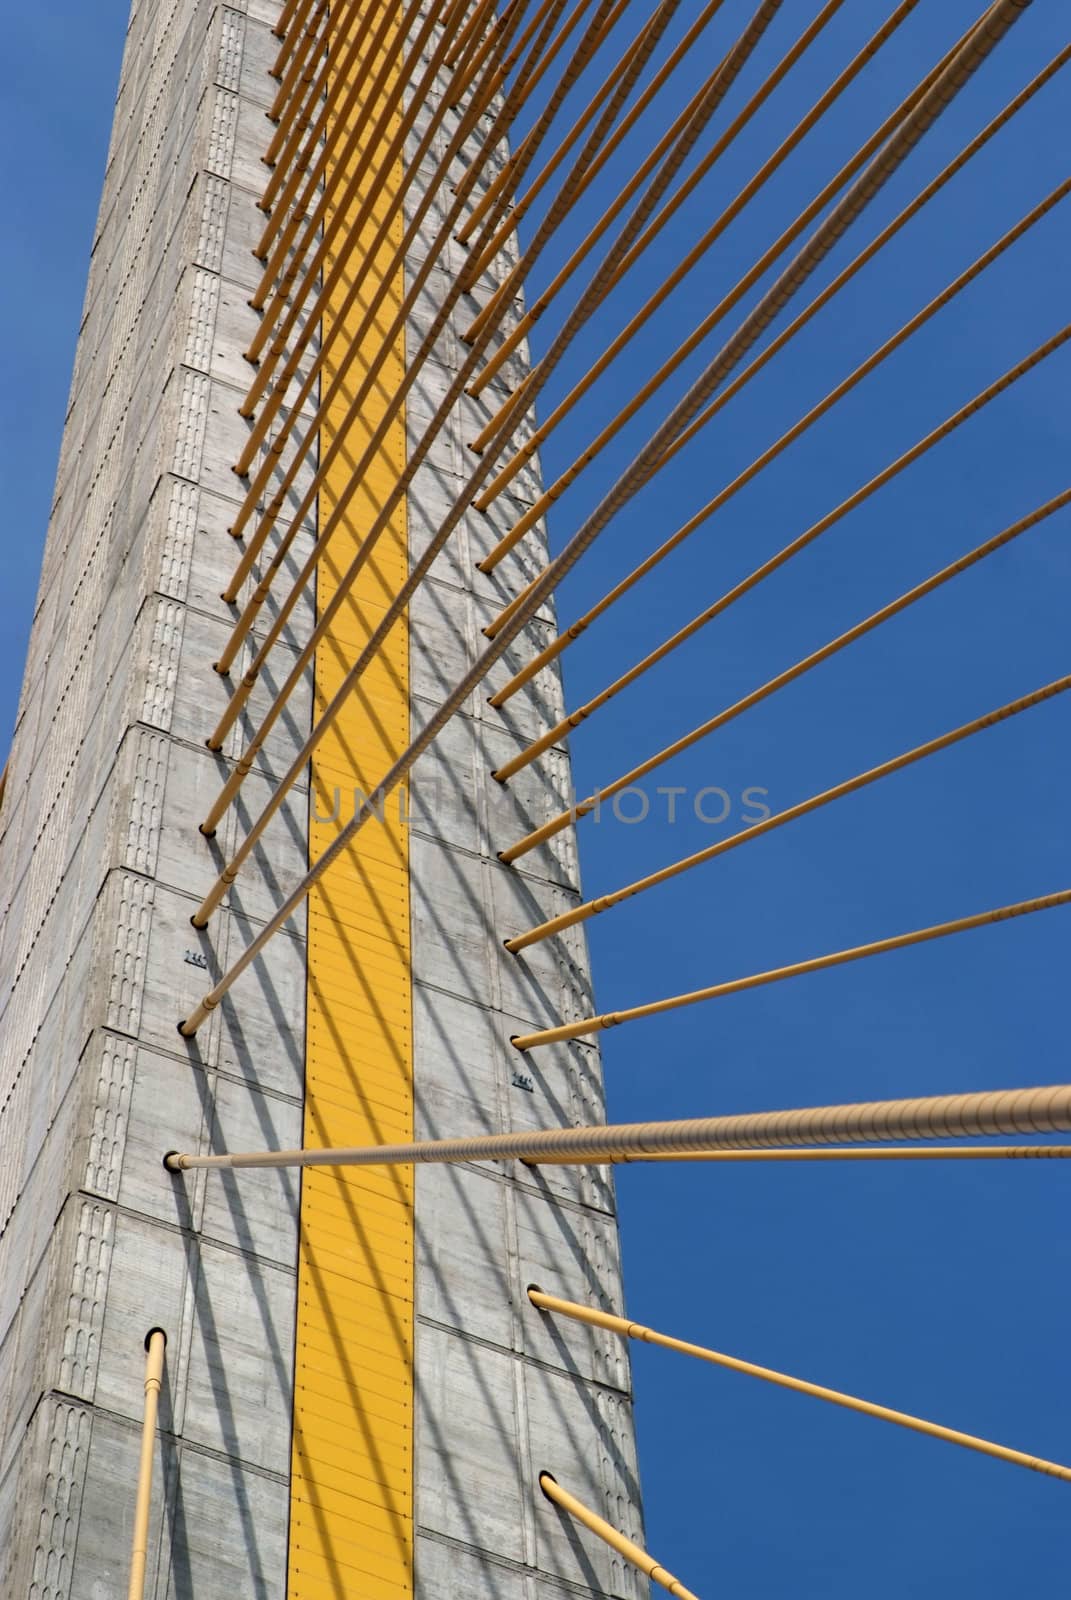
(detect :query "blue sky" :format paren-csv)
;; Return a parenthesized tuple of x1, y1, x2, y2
(3, 3, 1069, 1595)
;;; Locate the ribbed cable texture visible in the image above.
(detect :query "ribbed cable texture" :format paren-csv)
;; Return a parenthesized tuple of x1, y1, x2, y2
(170, 1086, 1071, 1167)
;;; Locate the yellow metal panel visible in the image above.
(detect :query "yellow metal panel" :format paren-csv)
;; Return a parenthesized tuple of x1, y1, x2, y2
(299, 1200, 413, 1256)
(301, 1164, 413, 1208)
(301, 1166, 416, 1219)
(297, 1309, 414, 1368)
(291, 1513, 416, 1586)
(289, 2, 413, 1594)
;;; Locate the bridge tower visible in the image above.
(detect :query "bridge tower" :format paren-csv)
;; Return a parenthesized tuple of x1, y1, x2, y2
(4, 2, 1068, 1596)
(0, 3, 642, 1595)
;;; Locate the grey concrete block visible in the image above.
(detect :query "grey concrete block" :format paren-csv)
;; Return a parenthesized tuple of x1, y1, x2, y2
(415, 1162, 512, 1348)
(201, 1072, 302, 1261)
(162, 1443, 290, 1599)
(416, 1322, 526, 1563)
(182, 1238, 295, 1469)
(93, 1212, 189, 1423)
(71, 1409, 167, 1600)
(414, 1536, 530, 1600)
(214, 906, 307, 1097)
(118, 1044, 212, 1228)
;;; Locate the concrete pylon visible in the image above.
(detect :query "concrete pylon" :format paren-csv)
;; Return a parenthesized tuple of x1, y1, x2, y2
(0, 3, 643, 1597)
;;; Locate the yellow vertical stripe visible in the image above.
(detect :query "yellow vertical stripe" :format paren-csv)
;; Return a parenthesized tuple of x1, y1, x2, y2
(289, 5, 413, 1596)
